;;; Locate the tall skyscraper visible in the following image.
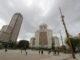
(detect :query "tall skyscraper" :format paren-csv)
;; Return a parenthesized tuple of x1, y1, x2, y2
(54, 36, 60, 47)
(30, 37, 35, 47)
(78, 33, 80, 39)
(0, 25, 9, 42)
(8, 13, 23, 42)
(0, 13, 23, 43)
(30, 24, 55, 48)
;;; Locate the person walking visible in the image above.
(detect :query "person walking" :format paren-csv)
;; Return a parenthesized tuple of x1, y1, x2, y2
(48, 49, 51, 54)
(39, 50, 40, 54)
(25, 50, 28, 55)
(57, 48, 60, 55)
(41, 50, 43, 55)
(4, 43, 8, 53)
(5, 48, 7, 52)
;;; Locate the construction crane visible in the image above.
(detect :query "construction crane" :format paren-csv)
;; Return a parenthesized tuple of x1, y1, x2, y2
(59, 8, 76, 59)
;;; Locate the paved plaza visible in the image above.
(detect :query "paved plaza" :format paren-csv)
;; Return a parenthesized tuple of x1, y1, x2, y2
(0, 49, 79, 60)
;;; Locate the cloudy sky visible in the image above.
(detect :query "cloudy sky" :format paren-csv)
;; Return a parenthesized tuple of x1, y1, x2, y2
(0, 0, 80, 43)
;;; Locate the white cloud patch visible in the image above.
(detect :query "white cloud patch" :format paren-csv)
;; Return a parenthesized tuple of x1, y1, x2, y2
(23, 0, 33, 7)
(17, 37, 22, 42)
(7, 0, 15, 10)
(25, 33, 34, 41)
(0, 0, 80, 42)
(0, 18, 6, 29)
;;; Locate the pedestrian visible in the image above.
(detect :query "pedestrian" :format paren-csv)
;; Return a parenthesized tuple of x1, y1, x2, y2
(4, 44, 8, 53)
(48, 50, 51, 54)
(78, 48, 80, 56)
(54, 49, 56, 55)
(5, 48, 7, 52)
(41, 50, 43, 55)
(55, 47, 60, 55)
(39, 50, 40, 54)
(57, 47, 60, 55)
(25, 50, 27, 55)
(21, 48, 22, 54)
(75, 48, 79, 53)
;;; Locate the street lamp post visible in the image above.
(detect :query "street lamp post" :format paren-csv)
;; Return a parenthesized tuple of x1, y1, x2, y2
(60, 31, 64, 45)
(60, 31, 66, 53)
(59, 8, 76, 59)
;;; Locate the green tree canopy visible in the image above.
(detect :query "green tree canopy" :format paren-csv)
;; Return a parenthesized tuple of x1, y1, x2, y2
(18, 40, 29, 50)
(66, 37, 80, 51)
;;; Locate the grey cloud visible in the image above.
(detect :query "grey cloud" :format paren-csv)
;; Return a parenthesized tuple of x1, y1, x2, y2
(0, 0, 80, 41)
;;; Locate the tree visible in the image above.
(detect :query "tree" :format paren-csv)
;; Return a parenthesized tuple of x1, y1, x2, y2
(0, 43, 4, 49)
(9, 41, 17, 49)
(18, 40, 29, 50)
(66, 37, 80, 52)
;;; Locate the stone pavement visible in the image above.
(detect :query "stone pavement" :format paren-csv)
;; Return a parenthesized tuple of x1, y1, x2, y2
(0, 49, 79, 60)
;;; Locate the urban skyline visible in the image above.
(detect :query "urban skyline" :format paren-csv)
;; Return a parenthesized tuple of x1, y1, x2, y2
(0, 0, 80, 60)
(0, 0, 80, 42)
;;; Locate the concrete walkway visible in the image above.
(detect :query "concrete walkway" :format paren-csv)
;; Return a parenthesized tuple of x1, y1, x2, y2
(0, 49, 79, 60)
